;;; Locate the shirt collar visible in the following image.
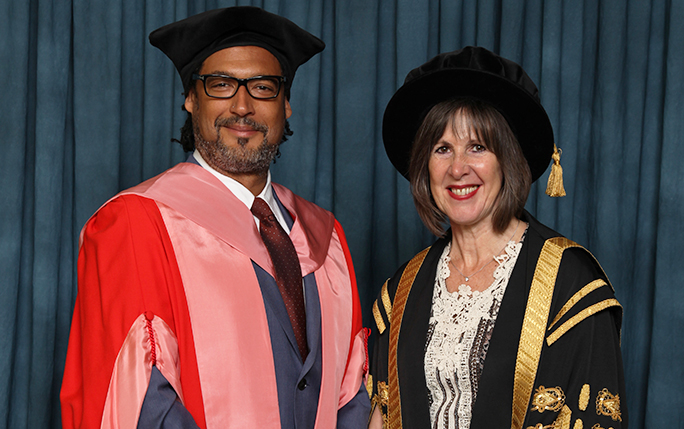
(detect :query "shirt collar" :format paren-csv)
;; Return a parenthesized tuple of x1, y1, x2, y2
(192, 149, 289, 232)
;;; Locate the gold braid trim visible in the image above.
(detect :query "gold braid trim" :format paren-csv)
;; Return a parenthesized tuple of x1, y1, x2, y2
(388, 247, 430, 429)
(512, 237, 581, 429)
(549, 279, 607, 330)
(546, 299, 621, 346)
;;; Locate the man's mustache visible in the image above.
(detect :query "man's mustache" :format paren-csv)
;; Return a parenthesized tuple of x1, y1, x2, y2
(215, 116, 269, 134)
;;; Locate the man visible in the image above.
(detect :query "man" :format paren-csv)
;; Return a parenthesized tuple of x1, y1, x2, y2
(61, 7, 370, 429)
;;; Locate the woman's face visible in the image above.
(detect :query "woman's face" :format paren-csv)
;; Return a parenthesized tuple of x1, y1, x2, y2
(428, 114, 503, 229)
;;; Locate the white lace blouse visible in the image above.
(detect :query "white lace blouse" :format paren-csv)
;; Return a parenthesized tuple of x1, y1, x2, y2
(424, 236, 524, 429)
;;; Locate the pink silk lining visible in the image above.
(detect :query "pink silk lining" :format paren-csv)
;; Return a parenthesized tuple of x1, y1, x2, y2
(159, 204, 281, 428)
(101, 314, 182, 429)
(338, 330, 369, 406)
(126, 163, 276, 276)
(314, 227, 359, 429)
(271, 183, 334, 276)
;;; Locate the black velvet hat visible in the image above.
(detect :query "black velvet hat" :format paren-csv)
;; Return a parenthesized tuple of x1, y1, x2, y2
(149, 6, 325, 97)
(382, 46, 554, 182)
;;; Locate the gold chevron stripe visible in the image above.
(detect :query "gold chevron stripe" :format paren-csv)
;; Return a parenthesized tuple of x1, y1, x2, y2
(546, 299, 621, 346)
(381, 280, 392, 321)
(373, 300, 386, 334)
(549, 279, 607, 330)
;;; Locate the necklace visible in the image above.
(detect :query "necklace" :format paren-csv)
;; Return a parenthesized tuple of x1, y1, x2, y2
(449, 220, 520, 282)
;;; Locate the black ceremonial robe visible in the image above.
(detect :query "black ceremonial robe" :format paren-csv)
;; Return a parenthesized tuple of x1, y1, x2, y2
(369, 211, 627, 429)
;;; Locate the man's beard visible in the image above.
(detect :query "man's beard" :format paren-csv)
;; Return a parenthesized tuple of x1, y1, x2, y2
(193, 115, 281, 175)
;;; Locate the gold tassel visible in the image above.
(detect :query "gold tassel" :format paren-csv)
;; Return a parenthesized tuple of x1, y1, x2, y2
(546, 144, 566, 197)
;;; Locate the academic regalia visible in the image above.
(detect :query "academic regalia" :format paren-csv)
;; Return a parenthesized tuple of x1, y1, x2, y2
(370, 211, 626, 429)
(61, 162, 368, 429)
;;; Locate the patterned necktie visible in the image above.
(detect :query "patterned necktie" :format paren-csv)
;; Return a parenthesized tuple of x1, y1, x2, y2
(251, 197, 308, 361)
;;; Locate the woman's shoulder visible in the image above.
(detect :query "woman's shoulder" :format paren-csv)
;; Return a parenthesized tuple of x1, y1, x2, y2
(520, 211, 618, 303)
(371, 236, 448, 335)
(521, 210, 606, 275)
(522, 211, 606, 278)
(516, 212, 622, 348)
(386, 235, 450, 293)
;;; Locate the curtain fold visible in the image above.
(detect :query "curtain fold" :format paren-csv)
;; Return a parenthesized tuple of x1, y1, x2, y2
(2, 0, 682, 427)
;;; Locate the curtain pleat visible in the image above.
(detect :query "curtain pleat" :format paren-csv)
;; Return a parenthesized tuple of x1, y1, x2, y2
(2, 0, 682, 427)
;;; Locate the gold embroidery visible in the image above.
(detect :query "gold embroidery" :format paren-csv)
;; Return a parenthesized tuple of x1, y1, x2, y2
(573, 419, 583, 429)
(525, 405, 572, 429)
(370, 380, 390, 429)
(381, 280, 392, 320)
(579, 384, 590, 411)
(366, 374, 373, 398)
(530, 386, 566, 412)
(513, 237, 580, 429)
(546, 299, 621, 346)
(373, 300, 386, 334)
(555, 405, 572, 429)
(388, 247, 430, 429)
(371, 380, 389, 407)
(596, 388, 622, 422)
(549, 279, 607, 329)
(378, 381, 389, 403)
(591, 424, 605, 429)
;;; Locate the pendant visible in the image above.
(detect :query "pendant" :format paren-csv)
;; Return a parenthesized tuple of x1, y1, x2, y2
(464, 277, 470, 282)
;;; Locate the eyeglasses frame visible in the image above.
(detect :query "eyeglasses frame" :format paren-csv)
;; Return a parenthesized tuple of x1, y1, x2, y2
(192, 74, 287, 100)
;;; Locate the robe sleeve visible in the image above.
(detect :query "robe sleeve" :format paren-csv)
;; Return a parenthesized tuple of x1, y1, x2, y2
(332, 220, 372, 427)
(368, 265, 404, 427)
(522, 247, 627, 429)
(60, 195, 204, 429)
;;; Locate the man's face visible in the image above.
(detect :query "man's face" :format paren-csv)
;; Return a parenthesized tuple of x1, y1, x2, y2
(184, 46, 292, 176)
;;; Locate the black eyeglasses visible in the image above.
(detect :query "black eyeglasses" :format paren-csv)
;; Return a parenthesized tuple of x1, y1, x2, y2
(192, 74, 286, 99)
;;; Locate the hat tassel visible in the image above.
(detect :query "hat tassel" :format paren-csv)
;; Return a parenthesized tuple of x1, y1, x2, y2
(545, 144, 566, 197)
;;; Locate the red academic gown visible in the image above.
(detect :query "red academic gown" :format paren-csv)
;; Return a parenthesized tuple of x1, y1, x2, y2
(61, 162, 367, 429)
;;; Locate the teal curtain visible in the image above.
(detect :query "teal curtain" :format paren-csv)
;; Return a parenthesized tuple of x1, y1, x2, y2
(2, 0, 682, 427)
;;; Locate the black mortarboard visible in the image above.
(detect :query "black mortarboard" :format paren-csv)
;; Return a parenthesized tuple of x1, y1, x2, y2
(149, 6, 325, 98)
(383, 46, 555, 183)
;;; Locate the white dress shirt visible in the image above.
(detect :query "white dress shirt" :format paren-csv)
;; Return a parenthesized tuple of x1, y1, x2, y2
(192, 149, 291, 233)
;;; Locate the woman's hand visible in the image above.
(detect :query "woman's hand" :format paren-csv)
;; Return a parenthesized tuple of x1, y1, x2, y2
(368, 406, 384, 429)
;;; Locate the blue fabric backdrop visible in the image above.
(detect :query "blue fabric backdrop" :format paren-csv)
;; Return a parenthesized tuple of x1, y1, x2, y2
(1, 0, 682, 427)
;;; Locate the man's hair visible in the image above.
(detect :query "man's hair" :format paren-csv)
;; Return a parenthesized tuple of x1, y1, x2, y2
(408, 98, 532, 237)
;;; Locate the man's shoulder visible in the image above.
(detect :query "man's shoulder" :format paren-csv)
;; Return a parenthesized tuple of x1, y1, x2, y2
(89, 193, 161, 225)
(83, 163, 193, 233)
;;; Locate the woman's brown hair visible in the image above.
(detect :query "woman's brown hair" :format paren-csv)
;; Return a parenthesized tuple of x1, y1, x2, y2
(409, 98, 532, 236)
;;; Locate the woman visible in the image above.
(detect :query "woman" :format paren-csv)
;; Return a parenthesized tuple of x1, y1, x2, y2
(369, 47, 626, 429)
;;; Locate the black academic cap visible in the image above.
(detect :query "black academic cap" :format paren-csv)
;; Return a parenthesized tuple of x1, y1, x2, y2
(382, 47, 554, 182)
(149, 6, 325, 97)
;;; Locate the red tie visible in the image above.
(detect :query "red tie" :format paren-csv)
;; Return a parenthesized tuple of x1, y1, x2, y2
(251, 198, 308, 361)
